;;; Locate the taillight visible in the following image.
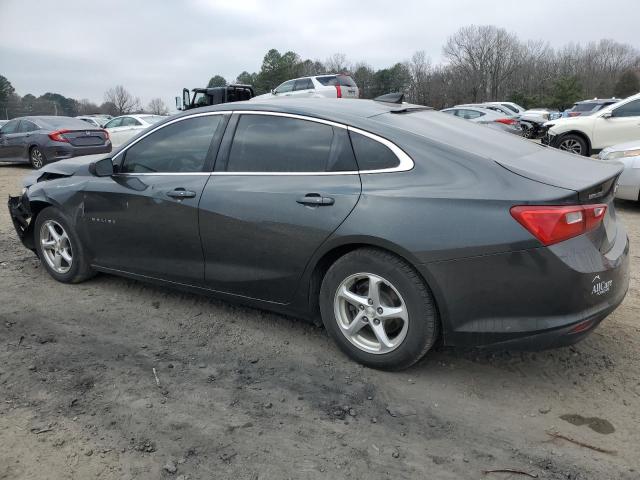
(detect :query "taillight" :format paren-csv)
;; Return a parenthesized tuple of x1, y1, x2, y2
(495, 118, 517, 125)
(102, 129, 110, 141)
(48, 129, 71, 142)
(335, 85, 342, 98)
(569, 112, 580, 117)
(510, 204, 607, 246)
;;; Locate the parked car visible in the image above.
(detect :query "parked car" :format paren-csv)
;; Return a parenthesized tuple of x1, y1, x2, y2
(543, 93, 640, 155)
(519, 109, 563, 139)
(178, 84, 254, 111)
(483, 101, 526, 114)
(0, 120, 8, 128)
(441, 106, 521, 135)
(563, 98, 619, 117)
(75, 116, 103, 128)
(456, 103, 519, 118)
(0, 116, 111, 168)
(253, 74, 359, 100)
(104, 114, 165, 146)
(8, 98, 628, 370)
(599, 140, 640, 201)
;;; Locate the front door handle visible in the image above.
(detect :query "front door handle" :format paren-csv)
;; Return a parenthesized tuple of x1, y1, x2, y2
(296, 193, 334, 206)
(167, 188, 196, 199)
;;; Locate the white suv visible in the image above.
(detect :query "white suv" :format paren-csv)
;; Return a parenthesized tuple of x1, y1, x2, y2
(253, 74, 359, 100)
(543, 92, 640, 156)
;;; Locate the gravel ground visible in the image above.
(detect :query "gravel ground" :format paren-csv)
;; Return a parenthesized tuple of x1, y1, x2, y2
(1, 162, 639, 480)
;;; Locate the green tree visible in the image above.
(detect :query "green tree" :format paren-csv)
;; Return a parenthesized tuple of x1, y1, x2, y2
(207, 75, 227, 88)
(614, 70, 640, 98)
(0, 75, 16, 118)
(549, 76, 583, 110)
(235, 71, 257, 86)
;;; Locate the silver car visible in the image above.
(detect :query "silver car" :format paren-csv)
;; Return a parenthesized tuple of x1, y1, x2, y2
(599, 141, 640, 201)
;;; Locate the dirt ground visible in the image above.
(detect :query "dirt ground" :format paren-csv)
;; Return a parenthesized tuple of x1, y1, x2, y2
(1, 163, 639, 480)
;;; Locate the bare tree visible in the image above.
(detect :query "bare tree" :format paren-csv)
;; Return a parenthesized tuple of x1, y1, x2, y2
(104, 85, 141, 115)
(147, 98, 169, 115)
(325, 53, 350, 73)
(77, 98, 100, 115)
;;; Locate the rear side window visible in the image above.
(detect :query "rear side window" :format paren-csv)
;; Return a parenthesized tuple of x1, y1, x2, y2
(18, 120, 38, 132)
(612, 99, 640, 118)
(457, 109, 483, 119)
(349, 131, 400, 171)
(121, 115, 221, 173)
(294, 78, 314, 90)
(228, 115, 335, 172)
(121, 117, 142, 127)
(105, 118, 122, 128)
(316, 75, 357, 87)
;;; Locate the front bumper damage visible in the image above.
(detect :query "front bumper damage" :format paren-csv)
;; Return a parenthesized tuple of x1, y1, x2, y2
(8, 194, 35, 250)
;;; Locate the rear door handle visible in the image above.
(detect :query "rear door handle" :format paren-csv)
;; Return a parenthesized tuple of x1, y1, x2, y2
(296, 193, 334, 206)
(167, 188, 196, 199)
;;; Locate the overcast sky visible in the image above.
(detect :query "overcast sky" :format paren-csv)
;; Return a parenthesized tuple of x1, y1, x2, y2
(1, 0, 638, 109)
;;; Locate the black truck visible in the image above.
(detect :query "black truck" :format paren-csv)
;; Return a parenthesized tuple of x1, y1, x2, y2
(177, 84, 255, 111)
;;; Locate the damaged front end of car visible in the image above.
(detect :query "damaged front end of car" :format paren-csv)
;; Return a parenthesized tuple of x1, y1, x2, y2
(8, 193, 35, 251)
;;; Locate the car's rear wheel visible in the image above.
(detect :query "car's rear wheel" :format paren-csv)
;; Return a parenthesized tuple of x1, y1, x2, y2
(29, 146, 46, 169)
(558, 134, 588, 156)
(34, 207, 94, 283)
(320, 248, 438, 370)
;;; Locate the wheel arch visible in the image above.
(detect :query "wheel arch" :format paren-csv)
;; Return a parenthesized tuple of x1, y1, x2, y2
(558, 130, 592, 156)
(304, 238, 447, 342)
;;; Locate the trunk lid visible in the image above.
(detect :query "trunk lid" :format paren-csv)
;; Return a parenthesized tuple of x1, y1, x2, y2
(62, 129, 108, 146)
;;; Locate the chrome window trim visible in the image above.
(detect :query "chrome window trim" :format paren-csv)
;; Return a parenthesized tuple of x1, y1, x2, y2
(112, 109, 414, 176)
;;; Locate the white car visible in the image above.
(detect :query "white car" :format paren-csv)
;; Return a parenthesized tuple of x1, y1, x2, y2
(104, 114, 165, 146)
(599, 140, 640, 201)
(543, 92, 640, 156)
(253, 74, 359, 100)
(75, 116, 103, 128)
(482, 101, 526, 115)
(456, 103, 518, 117)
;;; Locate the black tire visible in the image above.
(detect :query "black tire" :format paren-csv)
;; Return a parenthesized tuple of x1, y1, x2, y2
(29, 146, 46, 169)
(34, 206, 95, 283)
(319, 248, 438, 370)
(557, 134, 588, 156)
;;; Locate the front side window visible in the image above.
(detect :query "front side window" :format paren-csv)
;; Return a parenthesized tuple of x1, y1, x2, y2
(0, 119, 19, 134)
(274, 80, 294, 94)
(227, 115, 334, 172)
(612, 100, 640, 118)
(349, 131, 400, 171)
(121, 115, 222, 173)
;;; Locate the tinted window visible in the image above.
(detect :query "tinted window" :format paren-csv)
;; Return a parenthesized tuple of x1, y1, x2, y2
(121, 117, 142, 127)
(121, 115, 221, 173)
(0, 119, 19, 134)
(18, 120, 38, 133)
(227, 115, 334, 172)
(349, 131, 400, 170)
(275, 80, 294, 94)
(316, 75, 357, 87)
(294, 78, 313, 91)
(612, 100, 640, 118)
(105, 118, 122, 128)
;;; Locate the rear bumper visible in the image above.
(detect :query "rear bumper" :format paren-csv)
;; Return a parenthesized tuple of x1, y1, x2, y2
(43, 142, 112, 163)
(424, 223, 630, 350)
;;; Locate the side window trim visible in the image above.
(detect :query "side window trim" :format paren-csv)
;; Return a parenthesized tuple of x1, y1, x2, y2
(112, 111, 231, 175)
(113, 110, 414, 176)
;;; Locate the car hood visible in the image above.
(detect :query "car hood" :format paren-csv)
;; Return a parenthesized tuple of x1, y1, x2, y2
(22, 154, 109, 187)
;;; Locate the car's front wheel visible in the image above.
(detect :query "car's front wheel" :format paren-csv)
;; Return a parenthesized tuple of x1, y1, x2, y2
(558, 134, 588, 156)
(320, 248, 438, 370)
(34, 207, 95, 283)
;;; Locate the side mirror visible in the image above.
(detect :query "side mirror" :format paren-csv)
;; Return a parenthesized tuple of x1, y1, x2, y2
(175, 96, 182, 111)
(601, 111, 613, 119)
(182, 88, 191, 110)
(89, 157, 114, 177)
(271, 89, 276, 95)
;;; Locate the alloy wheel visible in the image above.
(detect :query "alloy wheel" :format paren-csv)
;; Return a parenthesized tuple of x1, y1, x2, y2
(40, 220, 73, 274)
(31, 148, 44, 168)
(333, 273, 409, 354)
(558, 138, 583, 155)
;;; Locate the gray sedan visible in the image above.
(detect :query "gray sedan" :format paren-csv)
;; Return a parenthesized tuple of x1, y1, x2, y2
(0, 116, 111, 168)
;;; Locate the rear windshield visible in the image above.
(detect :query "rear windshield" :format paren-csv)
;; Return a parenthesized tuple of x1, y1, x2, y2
(316, 75, 357, 87)
(573, 103, 597, 112)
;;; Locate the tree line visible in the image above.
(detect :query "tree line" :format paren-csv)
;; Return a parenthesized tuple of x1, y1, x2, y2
(2, 24, 639, 120)
(0, 78, 169, 119)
